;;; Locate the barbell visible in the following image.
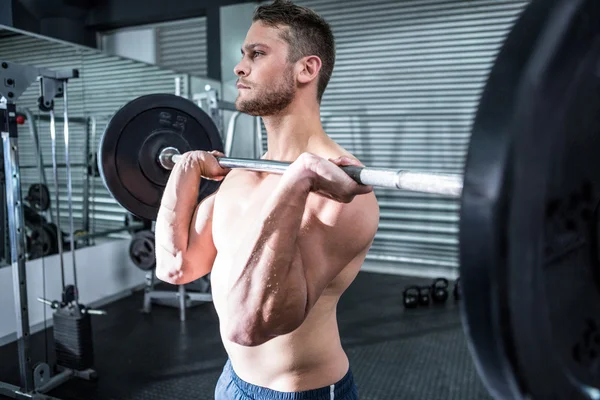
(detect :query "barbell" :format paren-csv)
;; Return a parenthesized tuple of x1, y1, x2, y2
(97, 0, 600, 399)
(156, 146, 464, 196)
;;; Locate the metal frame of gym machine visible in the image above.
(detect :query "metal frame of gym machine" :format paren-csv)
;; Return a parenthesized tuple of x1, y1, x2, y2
(0, 60, 92, 400)
(140, 82, 263, 322)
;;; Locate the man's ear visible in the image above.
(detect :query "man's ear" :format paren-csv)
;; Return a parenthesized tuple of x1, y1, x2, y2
(297, 55, 322, 84)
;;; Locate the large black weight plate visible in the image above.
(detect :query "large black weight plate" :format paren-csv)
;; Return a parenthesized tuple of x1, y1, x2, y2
(460, 0, 600, 399)
(459, 1, 555, 397)
(98, 94, 224, 220)
(508, 1, 600, 398)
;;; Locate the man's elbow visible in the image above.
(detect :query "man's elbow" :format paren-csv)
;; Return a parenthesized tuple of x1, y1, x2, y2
(155, 271, 174, 285)
(155, 254, 192, 285)
(225, 326, 271, 347)
(225, 312, 305, 347)
(155, 265, 183, 285)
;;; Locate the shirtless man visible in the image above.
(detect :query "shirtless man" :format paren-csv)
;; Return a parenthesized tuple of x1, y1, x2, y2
(155, 0, 380, 398)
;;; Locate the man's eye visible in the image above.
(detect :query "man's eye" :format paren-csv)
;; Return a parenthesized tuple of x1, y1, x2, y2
(252, 52, 264, 58)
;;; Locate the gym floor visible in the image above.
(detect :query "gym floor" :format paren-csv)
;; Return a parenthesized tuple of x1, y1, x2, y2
(0, 272, 492, 400)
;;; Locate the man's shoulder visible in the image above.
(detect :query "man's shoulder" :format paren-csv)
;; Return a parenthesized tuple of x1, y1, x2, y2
(306, 172, 380, 239)
(309, 141, 363, 164)
(305, 189, 379, 257)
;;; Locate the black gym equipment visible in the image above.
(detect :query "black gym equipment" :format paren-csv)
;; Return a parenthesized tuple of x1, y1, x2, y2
(27, 223, 59, 260)
(129, 230, 157, 271)
(22, 194, 60, 260)
(430, 278, 449, 304)
(458, 0, 600, 398)
(418, 286, 430, 306)
(403, 279, 450, 309)
(93, 0, 600, 398)
(26, 183, 51, 211)
(38, 284, 103, 376)
(402, 286, 419, 309)
(98, 93, 225, 221)
(0, 60, 106, 400)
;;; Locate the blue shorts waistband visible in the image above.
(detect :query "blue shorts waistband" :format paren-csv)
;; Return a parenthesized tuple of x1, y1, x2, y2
(224, 359, 356, 400)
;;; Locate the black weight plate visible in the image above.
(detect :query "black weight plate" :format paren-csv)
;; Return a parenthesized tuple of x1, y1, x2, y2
(129, 230, 156, 271)
(98, 94, 224, 221)
(461, 0, 600, 399)
(42, 223, 59, 256)
(27, 183, 50, 211)
(459, 0, 559, 398)
(27, 224, 53, 260)
(508, 1, 600, 399)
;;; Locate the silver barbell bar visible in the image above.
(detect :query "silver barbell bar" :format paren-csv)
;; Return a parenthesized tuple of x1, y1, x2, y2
(157, 146, 463, 198)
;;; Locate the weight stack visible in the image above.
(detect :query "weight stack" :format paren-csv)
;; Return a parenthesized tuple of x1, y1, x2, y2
(53, 305, 94, 371)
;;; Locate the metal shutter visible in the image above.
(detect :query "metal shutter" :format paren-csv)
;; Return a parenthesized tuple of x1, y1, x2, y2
(156, 18, 208, 77)
(0, 32, 185, 238)
(262, 0, 530, 276)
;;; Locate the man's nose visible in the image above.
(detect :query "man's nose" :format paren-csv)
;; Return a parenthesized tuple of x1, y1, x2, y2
(234, 60, 248, 77)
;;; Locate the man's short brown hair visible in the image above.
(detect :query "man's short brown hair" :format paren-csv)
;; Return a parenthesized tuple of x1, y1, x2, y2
(253, 0, 336, 103)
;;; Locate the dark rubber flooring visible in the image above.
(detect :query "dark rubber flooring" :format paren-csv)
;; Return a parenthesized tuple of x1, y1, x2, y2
(0, 271, 493, 400)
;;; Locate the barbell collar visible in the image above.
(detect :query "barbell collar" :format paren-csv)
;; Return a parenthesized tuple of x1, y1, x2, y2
(158, 146, 179, 170)
(158, 147, 462, 197)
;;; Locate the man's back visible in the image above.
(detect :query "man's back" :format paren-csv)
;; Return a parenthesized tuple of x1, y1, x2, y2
(209, 145, 377, 392)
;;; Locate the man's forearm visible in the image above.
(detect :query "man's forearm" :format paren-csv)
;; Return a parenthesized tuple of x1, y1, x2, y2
(225, 172, 313, 345)
(155, 158, 202, 275)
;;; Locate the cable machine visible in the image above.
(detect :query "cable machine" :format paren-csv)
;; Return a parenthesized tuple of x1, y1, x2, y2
(0, 59, 104, 400)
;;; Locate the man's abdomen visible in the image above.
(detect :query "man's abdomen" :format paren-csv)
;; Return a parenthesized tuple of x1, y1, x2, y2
(219, 297, 349, 392)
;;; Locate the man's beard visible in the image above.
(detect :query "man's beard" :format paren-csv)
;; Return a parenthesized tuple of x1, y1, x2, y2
(235, 69, 296, 116)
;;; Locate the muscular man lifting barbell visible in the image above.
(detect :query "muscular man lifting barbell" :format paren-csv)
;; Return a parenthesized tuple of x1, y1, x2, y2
(99, 0, 600, 398)
(156, 1, 377, 398)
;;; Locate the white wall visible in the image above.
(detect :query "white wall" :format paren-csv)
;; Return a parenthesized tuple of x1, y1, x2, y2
(220, 3, 256, 88)
(0, 239, 147, 345)
(101, 28, 157, 64)
(219, 3, 260, 159)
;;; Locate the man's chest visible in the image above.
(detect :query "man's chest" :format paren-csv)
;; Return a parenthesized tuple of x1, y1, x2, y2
(210, 172, 317, 252)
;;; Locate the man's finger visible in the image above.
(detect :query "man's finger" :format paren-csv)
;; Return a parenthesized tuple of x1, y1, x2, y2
(210, 150, 227, 158)
(329, 156, 364, 167)
(357, 185, 374, 194)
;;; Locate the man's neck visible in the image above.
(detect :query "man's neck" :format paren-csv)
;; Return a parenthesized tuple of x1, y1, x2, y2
(262, 100, 329, 162)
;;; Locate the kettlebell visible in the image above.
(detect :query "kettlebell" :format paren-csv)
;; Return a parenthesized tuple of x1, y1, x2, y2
(418, 286, 431, 306)
(403, 286, 420, 308)
(431, 278, 449, 304)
